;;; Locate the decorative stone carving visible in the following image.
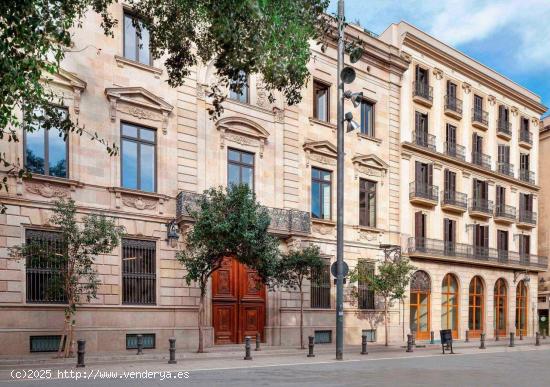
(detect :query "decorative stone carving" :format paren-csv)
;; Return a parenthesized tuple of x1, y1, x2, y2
(122, 196, 157, 210)
(351, 154, 389, 180)
(26, 182, 69, 198)
(462, 82, 471, 94)
(532, 117, 540, 127)
(196, 83, 208, 100)
(488, 95, 496, 105)
(311, 222, 336, 236)
(216, 116, 270, 158)
(118, 104, 163, 122)
(303, 140, 337, 167)
(432, 68, 443, 80)
(357, 228, 380, 242)
(273, 107, 285, 123)
(42, 68, 86, 115)
(511, 106, 519, 116)
(400, 52, 412, 62)
(256, 79, 268, 107)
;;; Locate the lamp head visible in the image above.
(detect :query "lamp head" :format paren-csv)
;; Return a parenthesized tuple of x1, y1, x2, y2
(341, 67, 356, 84)
(345, 112, 360, 132)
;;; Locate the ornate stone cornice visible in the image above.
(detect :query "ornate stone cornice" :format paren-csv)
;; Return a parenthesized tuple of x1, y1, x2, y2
(216, 116, 270, 158)
(303, 140, 337, 167)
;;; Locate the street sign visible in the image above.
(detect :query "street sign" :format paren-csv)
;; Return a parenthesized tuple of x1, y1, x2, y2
(331, 261, 349, 278)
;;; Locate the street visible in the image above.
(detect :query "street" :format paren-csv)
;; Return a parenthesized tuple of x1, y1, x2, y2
(1, 345, 549, 387)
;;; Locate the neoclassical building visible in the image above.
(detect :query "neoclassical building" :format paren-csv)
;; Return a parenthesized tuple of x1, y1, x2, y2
(538, 115, 550, 332)
(380, 22, 547, 340)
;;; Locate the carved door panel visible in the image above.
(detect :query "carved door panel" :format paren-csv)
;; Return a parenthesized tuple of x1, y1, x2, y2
(212, 304, 237, 344)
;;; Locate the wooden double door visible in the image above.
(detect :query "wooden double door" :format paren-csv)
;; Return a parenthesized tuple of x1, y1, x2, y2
(212, 257, 266, 344)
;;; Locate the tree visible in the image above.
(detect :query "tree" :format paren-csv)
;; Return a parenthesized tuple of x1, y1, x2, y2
(10, 199, 125, 357)
(350, 257, 415, 346)
(177, 184, 280, 352)
(274, 245, 324, 349)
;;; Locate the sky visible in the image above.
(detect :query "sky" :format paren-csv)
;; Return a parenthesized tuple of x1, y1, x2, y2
(328, 0, 550, 116)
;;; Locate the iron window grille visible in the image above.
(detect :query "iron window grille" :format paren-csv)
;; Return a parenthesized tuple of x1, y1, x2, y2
(30, 335, 63, 352)
(357, 261, 375, 309)
(314, 330, 332, 344)
(362, 329, 377, 342)
(122, 239, 156, 305)
(310, 263, 331, 309)
(126, 333, 155, 349)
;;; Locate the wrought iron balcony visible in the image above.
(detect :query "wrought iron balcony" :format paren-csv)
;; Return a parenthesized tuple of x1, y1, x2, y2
(407, 237, 548, 270)
(412, 81, 433, 105)
(444, 142, 466, 161)
(519, 169, 535, 184)
(469, 197, 493, 216)
(471, 151, 491, 170)
(494, 203, 516, 221)
(497, 119, 512, 137)
(497, 162, 514, 177)
(519, 130, 533, 147)
(444, 95, 463, 117)
(412, 131, 436, 151)
(472, 108, 489, 128)
(176, 190, 311, 235)
(518, 210, 537, 226)
(409, 181, 438, 204)
(441, 190, 467, 211)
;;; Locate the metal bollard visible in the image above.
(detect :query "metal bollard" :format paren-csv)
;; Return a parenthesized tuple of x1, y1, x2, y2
(255, 332, 261, 351)
(361, 334, 368, 355)
(76, 340, 86, 368)
(479, 333, 486, 349)
(406, 334, 413, 352)
(244, 336, 252, 360)
(411, 331, 416, 346)
(536, 332, 541, 346)
(520, 330, 523, 341)
(509, 332, 515, 347)
(430, 331, 435, 344)
(307, 336, 315, 357)
(465, 330, 470, 342)
(495, 329, 499, 341)
(168, 337, 177, 364)
(543, 329, 547, 339)
(136, 334, 143, 355)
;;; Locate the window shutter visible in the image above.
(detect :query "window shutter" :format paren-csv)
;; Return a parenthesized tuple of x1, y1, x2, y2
(428, 164, 433, 186)
(483, 226, 489, 248)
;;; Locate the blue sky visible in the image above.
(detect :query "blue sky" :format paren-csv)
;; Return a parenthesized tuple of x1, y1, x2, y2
(328, 0, 550, 115)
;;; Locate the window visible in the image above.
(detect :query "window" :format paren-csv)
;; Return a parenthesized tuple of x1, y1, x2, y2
(414, 112, 429, 147)
(227, 148, 254, 189)
(496, 186, 506, 207)
(473, 178, 489, 201)
(409, 270, 431, 340)
(520, 153, 530, 171)
(359, 179, 376, 227)
(229, 70, 249, 103)
(357, 260, 375, 309)
(313, 80, 330, 122)
(30, 336, 62, 353)
(362, 329, 377, 342)
(468, 276, 484, 337)
(443, 169, 456, 198)
(497, 230, 508, 261)
(498, 105, 509, 125)
(414, 211, 427, 250)
(360, 100, 374, 136)
(311, 168, 332, 220)
(443, 218, 455, 254)
(516, 281, 528, 336)
(474, 95, 483, 114)
(122, 239, 156, 305)
(521, 117, 530, 132)
(25, 108, 68, 178)
(25, 230, 67, 304)
(310, 262, 330, 308)
(519, 235, 531, 259)
(314, 330, 332, 344)
(123, 12, 151, 65)
(445, 123, 458, 156)
(494, 278, 507, 337)
(121, 123, 156, 192)
(473, 224, 489, 257)
(441, 274, 459, 337)
(126, 334, 156, 349)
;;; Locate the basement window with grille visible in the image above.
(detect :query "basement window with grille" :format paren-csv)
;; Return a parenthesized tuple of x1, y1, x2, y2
(314, 330, 332, 344)
(122, 239, 156, 305)
(126, 334, 156, 350)
(362, 329, 377, 342)
(30, 335, 62, 352)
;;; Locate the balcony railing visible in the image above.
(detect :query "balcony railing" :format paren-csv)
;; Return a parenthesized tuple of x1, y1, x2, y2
(176, 190, 311, 234)
(407, 237, 548, 270)
(444, 142, 466, 161)
(441, 190, 467, 209)
(519, 169, 535, 184)
(413, 81, 433, 102)
(519, 210, 537, 225)
(409, 181, 438, 202)
(472, 109, 489, 126)
(469, 197, 493, 214)
(497, 119, 512, 136)
(497, 162, 514, 177)
(413, 131, 436, 151)
(520, 130, 533, 145)
(471, 151, 491, 170)
(494, 203, 516, 220)
(445, 95, 463, 115)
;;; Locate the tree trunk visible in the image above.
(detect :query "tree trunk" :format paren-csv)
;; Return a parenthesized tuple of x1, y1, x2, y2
(300, 287, 304, 349)
(197, 291, 205, 353)
(384, 298, 389, 346)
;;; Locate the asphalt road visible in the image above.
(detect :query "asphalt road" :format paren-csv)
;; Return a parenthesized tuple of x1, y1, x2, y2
(2, 347, 548, 387)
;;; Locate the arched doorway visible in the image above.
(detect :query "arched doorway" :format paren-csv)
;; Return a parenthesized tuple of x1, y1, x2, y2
(494, 278, 507, 337)
(516, 280, 528, 336)
(410, 270, 431, 340)
(441, 273, 459, 338)
(468, 276, 484, 338)
(211, 257, 266, 344)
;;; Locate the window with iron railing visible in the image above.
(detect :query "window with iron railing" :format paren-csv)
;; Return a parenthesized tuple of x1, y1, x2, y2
(122, 239, 156, 305)
(357, 260, 375, 310)
(310, 263, 330, 309)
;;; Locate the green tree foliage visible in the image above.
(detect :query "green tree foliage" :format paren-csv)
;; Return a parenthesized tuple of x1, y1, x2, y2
(10, 199, 125, 357)
(350, 257, 415, 346)
(177, 184, 280, 352)
(274, 245, 324, 349)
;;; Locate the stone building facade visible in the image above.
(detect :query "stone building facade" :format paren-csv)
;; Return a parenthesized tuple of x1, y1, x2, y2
(538, 115, 550, 331)
(380, 22, 547, 340)
(0, 6, 546, 356)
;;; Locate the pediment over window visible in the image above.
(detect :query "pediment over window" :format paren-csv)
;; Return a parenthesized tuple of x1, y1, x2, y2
(352, 154, 388, 178)
(105, 87, 174, 134)
(303, 140, 337, 167)
(216, 116, 270, 158)
(42, 68, 87, 114)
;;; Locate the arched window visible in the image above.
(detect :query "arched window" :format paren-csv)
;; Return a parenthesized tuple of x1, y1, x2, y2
(494, 278, 507, 337)
(410, 270, 431, 340)
(468, 276, 484, 337)
(516, 280, 528, 336)
(441, 274, 459, 338)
